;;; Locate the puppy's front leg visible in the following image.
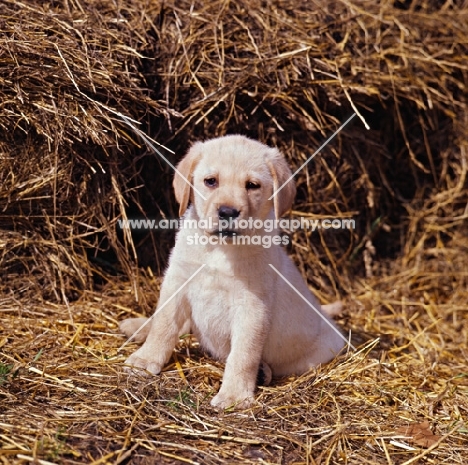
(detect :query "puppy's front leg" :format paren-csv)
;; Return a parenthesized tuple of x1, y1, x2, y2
(123, 277, 190, 376)
(211, 300, 270, 409)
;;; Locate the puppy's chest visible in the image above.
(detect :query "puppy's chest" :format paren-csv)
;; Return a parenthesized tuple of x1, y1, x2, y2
(187, 265, 263, 322)
(184, 272, 243, 358)
(188, 271, 248, 314)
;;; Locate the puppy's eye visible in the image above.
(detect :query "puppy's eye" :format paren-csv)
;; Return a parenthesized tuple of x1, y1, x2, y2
(246, 181, 261, 190)
(204, 178, 218, 188)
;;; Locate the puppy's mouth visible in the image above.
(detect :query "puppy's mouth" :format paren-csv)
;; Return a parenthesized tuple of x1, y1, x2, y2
(211, 229, 239, 237)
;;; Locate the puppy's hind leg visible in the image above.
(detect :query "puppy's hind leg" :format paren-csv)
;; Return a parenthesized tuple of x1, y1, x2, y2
(119, 317, 151, 343)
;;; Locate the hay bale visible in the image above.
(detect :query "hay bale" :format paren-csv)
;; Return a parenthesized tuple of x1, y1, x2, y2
(0, 0, 170, 301)
(0, 0, 466, 304)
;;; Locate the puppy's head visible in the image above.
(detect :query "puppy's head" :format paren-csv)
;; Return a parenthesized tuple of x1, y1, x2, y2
(173, 135, 296, 236)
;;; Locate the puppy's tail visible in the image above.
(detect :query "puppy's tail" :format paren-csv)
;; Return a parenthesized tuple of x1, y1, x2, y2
(322, 301, 343, 317)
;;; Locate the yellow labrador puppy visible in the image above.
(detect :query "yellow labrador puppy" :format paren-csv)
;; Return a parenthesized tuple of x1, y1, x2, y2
(120, 135, 345, 409)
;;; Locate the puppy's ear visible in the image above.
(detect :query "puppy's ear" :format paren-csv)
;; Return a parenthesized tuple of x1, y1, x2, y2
(266, 149, 296, 219)
(173, 143, 202, 217)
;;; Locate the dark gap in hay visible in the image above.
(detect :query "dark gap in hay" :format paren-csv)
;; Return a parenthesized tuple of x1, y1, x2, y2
(117, 123, 181, 272)
(346, 101, 459, 260)
(393, 0, 464, 12)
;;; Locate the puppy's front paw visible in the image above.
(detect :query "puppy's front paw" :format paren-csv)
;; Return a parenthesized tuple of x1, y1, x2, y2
(210, 388, 255, 410)
(119, 317, 150, 343)
(123, 347, 163, 376)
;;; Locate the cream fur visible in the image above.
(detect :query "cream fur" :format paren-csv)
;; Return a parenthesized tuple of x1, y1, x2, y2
(120, 135, 345, 409)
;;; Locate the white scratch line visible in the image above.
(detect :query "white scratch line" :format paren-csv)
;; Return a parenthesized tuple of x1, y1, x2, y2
(269, 113, 357, 200)
(269, 264, 355, 351)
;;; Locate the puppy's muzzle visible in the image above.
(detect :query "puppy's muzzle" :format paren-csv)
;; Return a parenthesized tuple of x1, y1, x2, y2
(218, 205, 240, 220)
(215, 205, 241, 237)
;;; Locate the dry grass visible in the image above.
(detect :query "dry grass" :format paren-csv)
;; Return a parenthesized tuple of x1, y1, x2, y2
(1, 0, 467, 463)
(1, 243, 467, 464)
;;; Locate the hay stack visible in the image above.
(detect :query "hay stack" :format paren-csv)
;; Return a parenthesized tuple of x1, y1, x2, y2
(0, 0, 169, 301)
(1, 0, 466, 303)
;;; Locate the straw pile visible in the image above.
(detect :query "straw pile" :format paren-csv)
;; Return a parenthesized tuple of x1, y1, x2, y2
(1, 0, 467, 463)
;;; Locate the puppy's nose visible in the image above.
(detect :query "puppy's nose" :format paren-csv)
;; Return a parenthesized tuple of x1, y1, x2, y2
(218, 205, 240, 219)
